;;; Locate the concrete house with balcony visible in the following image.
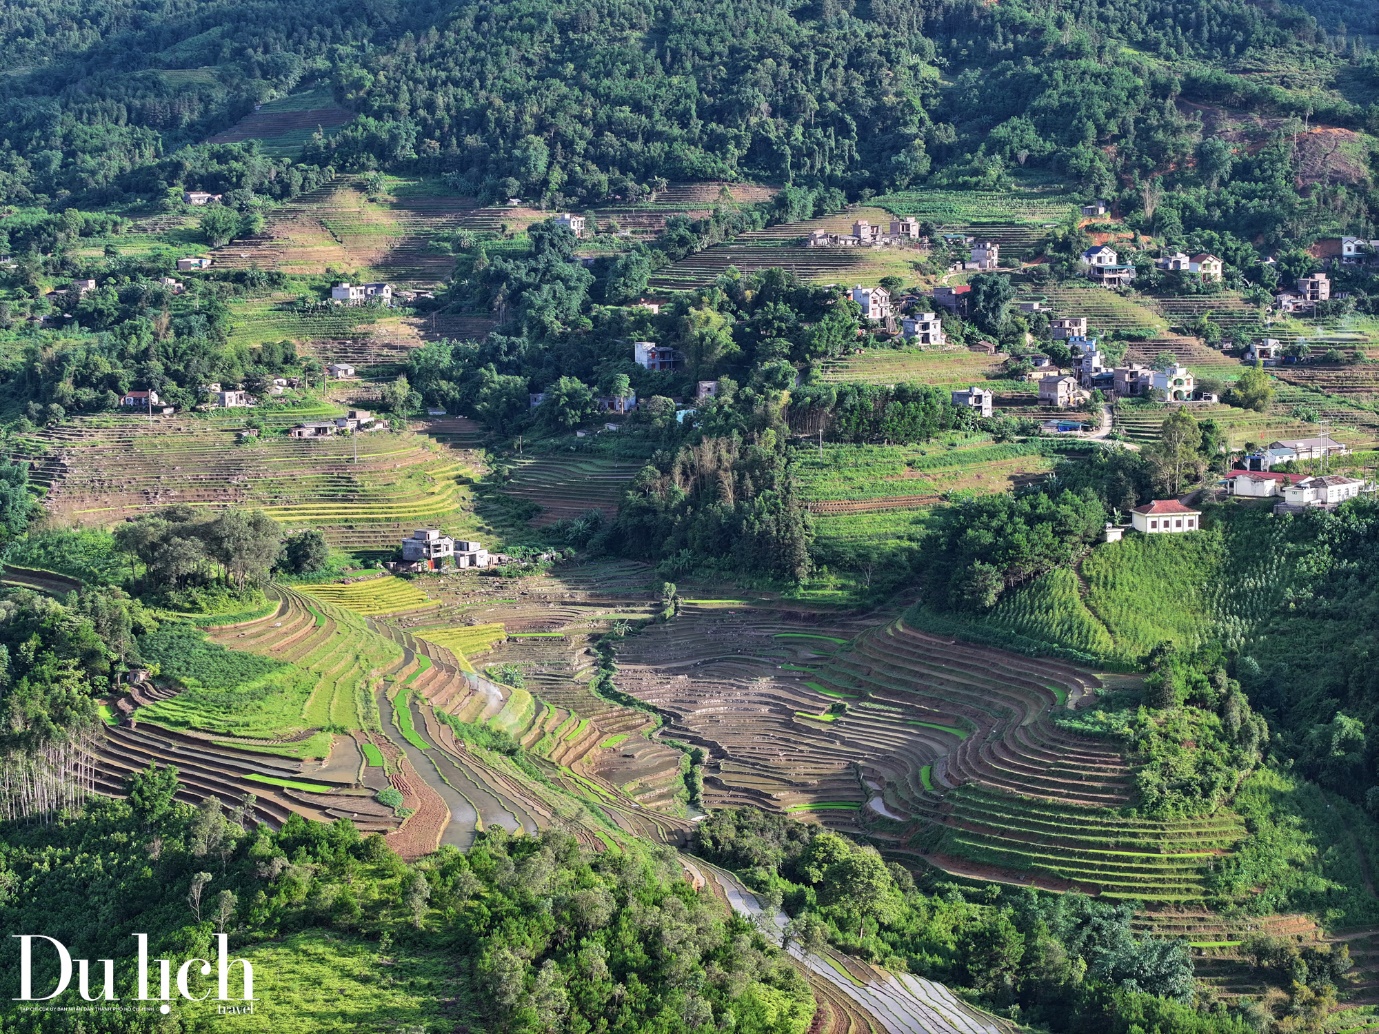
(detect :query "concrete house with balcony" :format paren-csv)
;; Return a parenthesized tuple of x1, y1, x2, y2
(951, 386, 994, 418)
(850, 285, 893, 321)
(1152, 364, 1194, 401)
(1039, 375, 1082, 408)
(902, 312, 945, 346)
(1050, 317, 1088, 340)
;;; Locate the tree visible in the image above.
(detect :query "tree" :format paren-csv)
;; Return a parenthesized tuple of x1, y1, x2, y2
(214, 889, 238, 935)
(1148, 409, 1203, 496)
(1226, 361, 1274, 412)
(968, 273, 1014, 337)
(382, 374, 420, 416)
(0, 461, 33, 541)
(126, 763, 179, 828)
(404, 872, 430, 928)
(540, 376, 596, 431)
(200, 206, 239, 247)
(187, 871, 212, 923)
(280, 530, 330, 575)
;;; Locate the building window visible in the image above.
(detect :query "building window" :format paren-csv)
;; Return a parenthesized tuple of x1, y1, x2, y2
(1149, 520, 1157, 530)
(1175, 519, 1182, 529)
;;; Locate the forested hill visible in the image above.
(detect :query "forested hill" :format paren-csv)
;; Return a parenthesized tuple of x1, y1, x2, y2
(3, 0, 1376, 211)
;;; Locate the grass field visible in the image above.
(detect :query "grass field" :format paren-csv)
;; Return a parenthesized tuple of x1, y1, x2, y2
(217, 932, 465, 1032)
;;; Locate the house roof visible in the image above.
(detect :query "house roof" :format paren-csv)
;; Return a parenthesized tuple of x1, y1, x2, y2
(1083, 244, 1116, 256)
(1298, 475, 1362, 488)
(1272, 436, 1343, 450)
(1230, 469, 1294, 483)
(1190, 253, 1220, 263)
(1132, 500, 1201, 515)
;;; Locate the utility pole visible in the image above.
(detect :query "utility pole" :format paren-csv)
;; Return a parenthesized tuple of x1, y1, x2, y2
(1319, 418, 1330, 474)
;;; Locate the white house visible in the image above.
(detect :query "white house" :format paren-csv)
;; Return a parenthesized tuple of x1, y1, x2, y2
(1131, 500, 1201, 534)
(1081, 244, 1120, 269)
(850, 285, 893, 321)
(401, 529, 455, 568)
(634, 341, 681, 371)
(969, 241, 1000, 270)
(177, 257, 213, 271)
(183, 191, 222, 206)
(1227, 471, 1294, 498)
(120, 389, 160, 408)
(951, 386, 993, 418)
(1082, 200, 1108, 217)
(555, 213, 586, 237)
(1080, 245, 1136, 287)
(1152, 364, 1194, 401)
(328, 363, 356, 378)
(1050, 317, 1088, 340)
(1077, 348, 1105, 385)
(1271, 436, 1348, 462)
(1246, 339, 1281, 364)
(1342, 237, 1379, 262)
(331, 282, 392, 306)
(1190, 254, 1223, 281)
(1157, 251, 1191, 272)
(1283, 475, 1365, 509)
(901, 312, 945, 346)
(697, 381, 719, 401)
(454, 540, 490, 568)
(889, 216, 922, 239)
(215, 389, 253, 408)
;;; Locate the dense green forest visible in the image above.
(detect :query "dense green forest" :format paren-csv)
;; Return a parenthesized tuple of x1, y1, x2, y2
(2, 0, 1377, 246)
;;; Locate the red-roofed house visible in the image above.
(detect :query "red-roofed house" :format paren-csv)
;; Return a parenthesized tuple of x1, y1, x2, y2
(1131, 499, 1200, 534)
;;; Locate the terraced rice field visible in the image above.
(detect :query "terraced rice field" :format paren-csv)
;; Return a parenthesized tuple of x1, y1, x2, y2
(618, 605, 1243, 901)
(500, 453, 642, 526)
(300, 576, 435, 616)
(411, 624, 506, 671)
(140, 589, 402, 748)
(589, 182, 778, 236)
(207, 180, 475, 286)
(1122, 336, 1243, 379)
(648, 208, 928, 291)
(22, 417, 488, 550)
